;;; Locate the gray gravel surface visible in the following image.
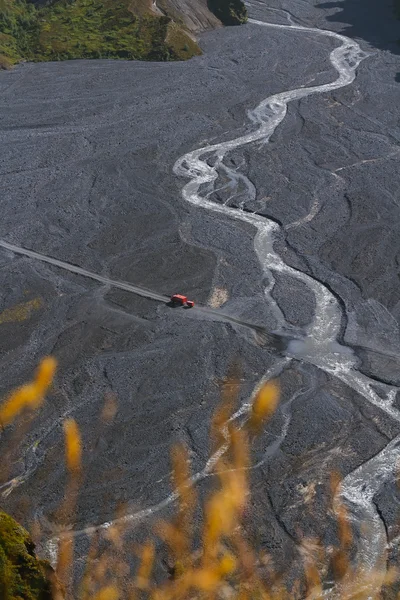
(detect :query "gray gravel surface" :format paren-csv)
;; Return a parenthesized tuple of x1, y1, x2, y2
(1, 0, 400, 589)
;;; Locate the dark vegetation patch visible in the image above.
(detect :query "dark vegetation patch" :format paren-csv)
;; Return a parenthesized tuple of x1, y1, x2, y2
(207, 0, 248, 25)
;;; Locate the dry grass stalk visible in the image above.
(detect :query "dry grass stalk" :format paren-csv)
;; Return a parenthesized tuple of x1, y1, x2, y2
(0, 357, 57, 427)
(2, 359, 400, 599)
(56, 417, 83, 590)
(0, 357, 57, 485)
(330, 472, 353, 585)
(63, 419, 82, 474)
(92, 586, 119, 600)
(247, 380, 280, 436)
(134, 541, 155, 590)
(210, 363, 241, 455)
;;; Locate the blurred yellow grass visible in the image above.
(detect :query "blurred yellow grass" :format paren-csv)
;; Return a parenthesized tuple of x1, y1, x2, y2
(0, 361, 398, 599)
(0, 297, 42, 326)
(0, 356, 56, 427)
(248, 380, 280, 435)
(63, 419, 82, 474)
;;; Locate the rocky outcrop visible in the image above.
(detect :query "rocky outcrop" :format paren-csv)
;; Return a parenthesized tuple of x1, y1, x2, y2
(158, 0, 221, 32)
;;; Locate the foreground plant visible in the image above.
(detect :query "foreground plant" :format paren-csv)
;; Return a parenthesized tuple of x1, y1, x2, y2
(0, 357, 56, 428)
(0, 358, 59, 600)
(0, 360, 398, 599)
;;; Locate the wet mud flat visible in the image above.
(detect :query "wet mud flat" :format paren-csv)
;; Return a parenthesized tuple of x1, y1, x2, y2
(1, 0, 400, 588)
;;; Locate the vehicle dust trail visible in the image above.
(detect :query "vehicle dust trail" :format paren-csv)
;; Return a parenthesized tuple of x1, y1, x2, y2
(0, 239, 278, 343)
(174, 12, 400, 589)
(0, 239, 168, 303)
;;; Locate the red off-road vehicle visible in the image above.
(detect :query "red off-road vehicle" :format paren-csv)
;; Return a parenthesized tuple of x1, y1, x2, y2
(170, 294, 195, 308)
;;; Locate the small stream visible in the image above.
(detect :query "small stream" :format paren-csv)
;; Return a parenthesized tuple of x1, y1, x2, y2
(2, 5, 398, 591)
(174, 6, 400, 590)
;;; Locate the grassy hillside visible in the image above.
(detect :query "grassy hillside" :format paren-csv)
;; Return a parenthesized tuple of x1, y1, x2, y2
(0, 0, 203, 68)
(0, 0, 248, 68)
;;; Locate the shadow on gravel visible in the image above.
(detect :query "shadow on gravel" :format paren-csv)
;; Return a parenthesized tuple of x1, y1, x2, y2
(318, 0, 400, 66)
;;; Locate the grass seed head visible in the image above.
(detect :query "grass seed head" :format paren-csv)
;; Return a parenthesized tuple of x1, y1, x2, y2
(93, 586, 119, 600)
(248, 380, 280, 435)
(35, 356, 57, 394)
(63, 418, 82, 473)
(0, 356, 57, 427)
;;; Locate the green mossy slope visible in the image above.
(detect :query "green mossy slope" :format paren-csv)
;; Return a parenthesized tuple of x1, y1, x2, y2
(0, 511, 55, 599)
(0, 0, 38, 67)
(0, 0, 202, 68)
(36, 0, 170, 61)
(0, 0, 248, 68)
